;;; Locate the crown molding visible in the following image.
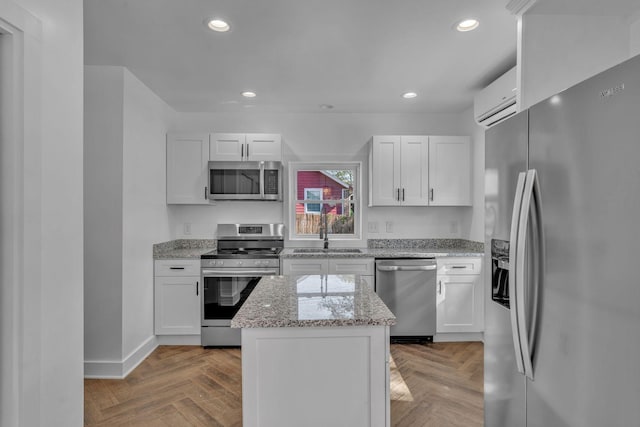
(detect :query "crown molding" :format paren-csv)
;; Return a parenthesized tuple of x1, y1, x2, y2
(506, 0, 538, 15)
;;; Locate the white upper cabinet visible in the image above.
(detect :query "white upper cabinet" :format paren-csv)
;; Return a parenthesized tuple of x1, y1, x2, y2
(245, 134, 282, 161)
(369, 135, 471, 207)
(370, 135, 429, 206)
(428, 136, 472, 206)
(400, 135, 430, 205)
(370, 135, 402, 206)
(210, 133, 282, 162)
(210, 133, 245, 161)
(166, 133, 211, 204)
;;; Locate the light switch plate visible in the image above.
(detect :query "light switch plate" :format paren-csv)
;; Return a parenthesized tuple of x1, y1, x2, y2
(367, 221, 379, 233)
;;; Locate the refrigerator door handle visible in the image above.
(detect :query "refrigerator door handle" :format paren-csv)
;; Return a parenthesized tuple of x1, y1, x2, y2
(516, 169, 543, 380)
(509, 172, 527, 376)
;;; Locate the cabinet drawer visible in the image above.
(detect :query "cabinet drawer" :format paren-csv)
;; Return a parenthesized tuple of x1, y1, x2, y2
(281, 259, 328, 275)
(437, 257, 482, 275)
(154, 259, 201, 276)
(328, 258, 375, 275)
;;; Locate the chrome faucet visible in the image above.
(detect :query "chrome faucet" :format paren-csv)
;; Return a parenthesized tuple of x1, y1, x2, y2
(319, 208, 329, 249)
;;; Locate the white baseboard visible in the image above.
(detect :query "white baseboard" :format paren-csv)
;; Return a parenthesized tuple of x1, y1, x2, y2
(156, 335, 201, 346)
(84, 335, 158, 379)
(433, 332, 484, 342)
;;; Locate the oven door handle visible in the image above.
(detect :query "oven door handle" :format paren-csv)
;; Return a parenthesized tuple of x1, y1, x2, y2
(201, 269, 279, 277)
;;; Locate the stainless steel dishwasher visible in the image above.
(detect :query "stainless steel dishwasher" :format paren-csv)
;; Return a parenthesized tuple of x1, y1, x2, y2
(375, 258, 437, 342)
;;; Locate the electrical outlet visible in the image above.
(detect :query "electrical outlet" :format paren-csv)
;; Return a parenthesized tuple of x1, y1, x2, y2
(367, 221, 379, 233)
(184, 222, 192, 235)
(385, 221, 393, 233)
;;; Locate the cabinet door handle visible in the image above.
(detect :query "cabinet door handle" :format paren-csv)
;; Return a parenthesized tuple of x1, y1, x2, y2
(402, 188, 405, 201)
(247, 143, 250, 158)
(397, 188, 400, 201)
(196, 281, 199, 296)
(451, 266, 466, 269)
(430, 188, 434, 201)
(204, 186, 208, 199)
(241, 144, 244, 159)
(169, 267, 185, 270)
(438, 280, 442, 294)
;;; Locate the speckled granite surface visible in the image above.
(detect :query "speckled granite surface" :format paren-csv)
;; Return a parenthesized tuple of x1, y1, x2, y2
(280, 239, 484, 259)
(231, 275, 396, 328)
(154, 238, 483, 259)
(368, 238, 483, 251)
(153, 239, 216, 259)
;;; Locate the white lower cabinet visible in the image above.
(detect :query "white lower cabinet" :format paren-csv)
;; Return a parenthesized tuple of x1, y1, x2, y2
(281, 257, 374, 286)
(436, 257, 484, 334)
(281, 258, 329, 275)
(154, 260, 201, 335)
(241, 325, 390, 427)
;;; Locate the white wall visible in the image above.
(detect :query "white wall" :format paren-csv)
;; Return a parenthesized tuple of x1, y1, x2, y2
(0, 0, 84, 425)
(170, 111, 477, 242)
(84, 66, 124, 362)
(631, 15, 640, 57)
(84, 66, 172, 376)
(461, 106, 485, 243)
(122, 68, 172, 358)
(519, 14, 630, 109)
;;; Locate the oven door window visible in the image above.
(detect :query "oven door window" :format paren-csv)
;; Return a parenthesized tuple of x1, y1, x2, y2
(210, 168, 260, 196)
(203, 275, 260, 320)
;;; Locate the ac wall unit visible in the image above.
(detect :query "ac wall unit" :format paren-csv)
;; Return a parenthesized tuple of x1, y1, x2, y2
(474, 66, 518, 128)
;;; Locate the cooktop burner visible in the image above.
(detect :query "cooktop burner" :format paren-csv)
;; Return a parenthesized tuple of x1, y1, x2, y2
(201, 247, 282, 259)
(201, 223, 285, 260)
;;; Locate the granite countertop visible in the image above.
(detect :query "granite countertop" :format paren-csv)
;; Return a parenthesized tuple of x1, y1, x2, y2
(153, 239, 216, 259)
(231, 275, 396, 328)
(280, 239, 484, 259)
(153, 238, 484, 259)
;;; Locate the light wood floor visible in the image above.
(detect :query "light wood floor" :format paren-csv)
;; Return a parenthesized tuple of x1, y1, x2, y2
(85, 342, 483, 426)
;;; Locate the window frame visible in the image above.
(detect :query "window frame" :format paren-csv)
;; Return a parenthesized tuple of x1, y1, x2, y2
(288, 161, 362, 241)
(303, 188, 323, 214)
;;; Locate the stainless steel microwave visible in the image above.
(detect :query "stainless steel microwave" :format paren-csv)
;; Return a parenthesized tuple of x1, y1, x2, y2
(207, 161, 283, 201)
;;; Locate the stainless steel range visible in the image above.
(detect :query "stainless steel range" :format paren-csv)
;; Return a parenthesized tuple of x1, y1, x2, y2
(200, 223, 284, 346)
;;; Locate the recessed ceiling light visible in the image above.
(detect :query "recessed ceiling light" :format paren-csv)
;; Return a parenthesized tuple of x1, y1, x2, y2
(402, 92, 418, 99)
(456, 18, 479, 32)
(205, 18, 230, 32)
(241, 91, 256, 98)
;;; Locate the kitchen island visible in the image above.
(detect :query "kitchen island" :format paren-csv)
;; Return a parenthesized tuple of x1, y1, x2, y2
(231, 275, 396, 427)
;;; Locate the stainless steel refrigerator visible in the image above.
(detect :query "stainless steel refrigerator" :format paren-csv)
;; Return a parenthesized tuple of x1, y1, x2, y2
(484, 54, 640, 427)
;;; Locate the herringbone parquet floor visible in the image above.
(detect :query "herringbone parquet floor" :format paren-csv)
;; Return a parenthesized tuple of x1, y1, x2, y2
(84, 342, 483, 426)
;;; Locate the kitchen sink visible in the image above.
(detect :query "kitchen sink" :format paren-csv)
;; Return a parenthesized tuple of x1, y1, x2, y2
(293, 248, 362, 254)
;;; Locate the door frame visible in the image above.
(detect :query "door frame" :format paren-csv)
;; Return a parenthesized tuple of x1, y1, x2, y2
(0, 5, 42, 426)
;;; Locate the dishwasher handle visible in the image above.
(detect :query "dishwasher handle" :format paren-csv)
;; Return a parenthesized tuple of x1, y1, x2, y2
(377, 265, 437, 272)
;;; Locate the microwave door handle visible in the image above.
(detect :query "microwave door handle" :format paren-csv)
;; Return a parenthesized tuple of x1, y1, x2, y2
(260, 162, 265, 199)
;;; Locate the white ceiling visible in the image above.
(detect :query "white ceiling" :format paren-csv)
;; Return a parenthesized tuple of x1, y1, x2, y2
(529, 0, 640, 15)
(84, 0, 518, 114)
(83, 0, 640, 115)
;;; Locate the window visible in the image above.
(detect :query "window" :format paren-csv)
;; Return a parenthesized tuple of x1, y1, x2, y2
(304, 188, 322, 214)
(289, 162, 361, 240)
